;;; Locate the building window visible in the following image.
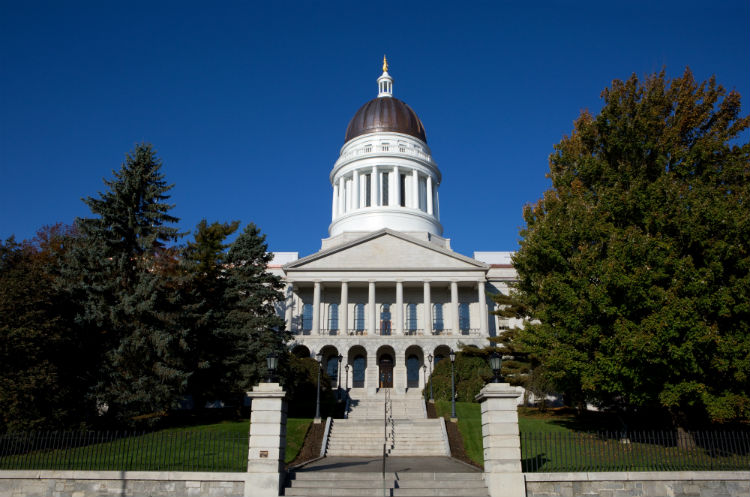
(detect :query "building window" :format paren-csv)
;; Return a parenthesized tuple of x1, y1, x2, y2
(406, 303, 418, 332)
(329, 303, 339, 331)
(355, 303, 365, 332)
(459, 303, 470, 331)
(380, 303, 391, 336)
(382, 143, 389, 152)
(302, 303, 313, 331)
(364, 145, 372, 153)
(433, 303, 444, 332)
(399, 144, 406, 153)
(365, 174, 371, 207)
(382, 172, 389, 205)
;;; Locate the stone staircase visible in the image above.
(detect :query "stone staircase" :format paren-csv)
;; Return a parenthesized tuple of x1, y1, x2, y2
(284, 471, 489, 497)
(325, 390, 449, 457)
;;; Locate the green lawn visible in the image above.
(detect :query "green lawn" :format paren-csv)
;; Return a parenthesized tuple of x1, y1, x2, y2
(0, 418, 313, 471)
(432, 402, 749, 472)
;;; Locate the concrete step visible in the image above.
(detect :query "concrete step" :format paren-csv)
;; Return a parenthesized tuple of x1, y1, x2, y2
(285, 472, 489, 497)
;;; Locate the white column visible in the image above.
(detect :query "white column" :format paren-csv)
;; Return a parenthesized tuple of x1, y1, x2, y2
(313, 281, 321, 335)
(451, 281, 459, 335)
(353, 170, 360, 209)
(340, 281, 348, 336)
(285, 283, 294, 332)
(371, 166, 379, 207)
(395, 281, 404, 335)
(427, 175, 434, 215)
(423, 281, 432, 334)
(332, 184, 338, 219)
(368, 281, 376, 335)
(435, 190, 440, 219)
(392, 166, 400, 207)
(478, 281, 488, 336)
(412, 169, 419, 209)
(338, 176, 346, 214)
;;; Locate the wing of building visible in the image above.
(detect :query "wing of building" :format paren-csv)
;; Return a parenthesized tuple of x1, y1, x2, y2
(267, 60, 518, 395)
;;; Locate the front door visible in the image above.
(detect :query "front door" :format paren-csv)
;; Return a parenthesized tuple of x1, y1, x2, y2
(379, 355, 393, 388)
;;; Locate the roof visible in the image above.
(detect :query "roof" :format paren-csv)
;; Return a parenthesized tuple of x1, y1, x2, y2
(344, 97, 427, 143)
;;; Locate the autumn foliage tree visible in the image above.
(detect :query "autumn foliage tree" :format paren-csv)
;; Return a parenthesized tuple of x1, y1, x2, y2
(512, 69, 750, 427)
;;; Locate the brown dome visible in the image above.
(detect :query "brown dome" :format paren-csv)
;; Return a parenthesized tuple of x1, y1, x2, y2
(345, 97, 427, 143)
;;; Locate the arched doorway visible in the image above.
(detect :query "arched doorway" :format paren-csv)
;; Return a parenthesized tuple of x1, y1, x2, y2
(349, 345, 367, 389)
(379, 354, 394, 388)
(405, 345, 424, 389)
(318, 345, 340, 387)
(291, 345, 311, 358)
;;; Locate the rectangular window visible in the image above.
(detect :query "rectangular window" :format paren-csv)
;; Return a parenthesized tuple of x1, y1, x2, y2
(459, 303, 470, 331)
(355, 303, 365, 331)
(302, 304, 313, 331)
(329, 303, 339, 331)
(365, 174, 371, 207)
(407, 303, 418, 331)
(382, 143, 389, 152)
(418, 176, 427, 211)
(433, 303, 444, 332)
(382, 172, 389, 206)
(400, 174, 406, 207)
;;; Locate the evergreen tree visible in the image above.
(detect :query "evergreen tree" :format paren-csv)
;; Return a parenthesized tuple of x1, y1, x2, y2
(180, 219, 240, 407)
(512, 69, 750, 426)
(66, 143, 188, 425)
(217, 223, 288, 404)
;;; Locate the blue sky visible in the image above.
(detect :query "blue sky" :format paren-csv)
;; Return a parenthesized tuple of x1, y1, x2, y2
(1, 1, 748, 257)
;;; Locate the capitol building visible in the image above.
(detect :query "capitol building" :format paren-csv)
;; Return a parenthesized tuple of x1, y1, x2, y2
(269, 59, 518, 395)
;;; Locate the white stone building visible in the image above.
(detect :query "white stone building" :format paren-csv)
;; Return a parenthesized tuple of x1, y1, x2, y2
(268, 60, 517, 395)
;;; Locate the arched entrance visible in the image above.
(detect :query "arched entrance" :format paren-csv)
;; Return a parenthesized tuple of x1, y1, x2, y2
(404, 345, 424, 389)
(377, 345, 396, 389)
(348, 345, 367, 389)
(291, 345, 311, 358)
(318, 345, 340, 387)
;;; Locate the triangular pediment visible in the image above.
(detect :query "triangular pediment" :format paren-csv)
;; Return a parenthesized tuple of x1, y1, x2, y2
(284, 229, 488, 271)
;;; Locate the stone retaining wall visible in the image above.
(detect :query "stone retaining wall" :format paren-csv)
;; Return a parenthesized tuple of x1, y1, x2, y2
(0, 470, 247, 497)
(525, 472, 750, 497)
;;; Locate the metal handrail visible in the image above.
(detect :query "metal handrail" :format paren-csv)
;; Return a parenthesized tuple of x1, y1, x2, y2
(382, 388, 392, 497)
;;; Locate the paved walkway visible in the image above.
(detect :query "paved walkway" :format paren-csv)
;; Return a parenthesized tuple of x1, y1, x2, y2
(294, 456, 481, 473)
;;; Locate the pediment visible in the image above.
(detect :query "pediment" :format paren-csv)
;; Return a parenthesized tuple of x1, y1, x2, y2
(285, 229, 488, 271)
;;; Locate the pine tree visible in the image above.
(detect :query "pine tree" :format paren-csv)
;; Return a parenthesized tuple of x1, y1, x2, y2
(179, 219, 240, 407)
(66, 143, 188, 425)
(217, 223, 288, 404)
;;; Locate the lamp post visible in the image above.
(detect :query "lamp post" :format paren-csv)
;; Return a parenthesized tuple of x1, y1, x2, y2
(422, 365, 427, 395)
(336, 354, 343, 401)
(265, 352, 278, 383)
(489, 351, 502, 383)
(449, 349, 457, 421)
(315, 352, 323, 423)
(427, 353, 434, 403)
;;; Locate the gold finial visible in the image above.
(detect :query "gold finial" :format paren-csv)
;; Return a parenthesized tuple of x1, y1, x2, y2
(383, 55, 388, 72)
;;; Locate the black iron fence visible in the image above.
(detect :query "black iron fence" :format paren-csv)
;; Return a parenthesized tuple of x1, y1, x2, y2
(0, 431, 249, 472)
(521, 431, 750, 472)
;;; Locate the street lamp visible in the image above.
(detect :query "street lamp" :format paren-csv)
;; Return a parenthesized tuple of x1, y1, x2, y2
(427, 353, 434, 403)
(449, 349, 457, 421)
(489, 351, 502, 383)
(336, 354, 343, 401)
(266, 352, 278, 383)
(315, 352, 323, 422)
(422, 365, 427, 395)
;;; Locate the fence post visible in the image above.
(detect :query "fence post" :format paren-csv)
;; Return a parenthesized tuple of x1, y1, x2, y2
(475, 383, 524, 497)
(245, 382, 287, 497)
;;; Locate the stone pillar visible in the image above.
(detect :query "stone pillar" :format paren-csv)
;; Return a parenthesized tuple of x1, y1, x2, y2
(285, 283, 294, 332)
(412, 169, 419, 209)
(450, 281, 459, 335)
(338, 176, 346, 214)
(246, 383, 287, 497)
(368, 281, 376, 336)
(340, 281, 348, 336)
(426, 175, 433, 215)
(392, 166, 400, 206)
(332, 184, 338, 219)
(371, 166, 379, 207)
(366, 347, 379, 395)
(475, 383, 523, 497)
(478, 281, 488, 336)
(423, 281, 432, 334)
(395, 281, 404, 335)
(312, 281, 321, 335)
(353, 170, 360, 209)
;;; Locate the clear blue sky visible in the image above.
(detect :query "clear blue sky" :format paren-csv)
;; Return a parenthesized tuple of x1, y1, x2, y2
(2, 1, 748, 257)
